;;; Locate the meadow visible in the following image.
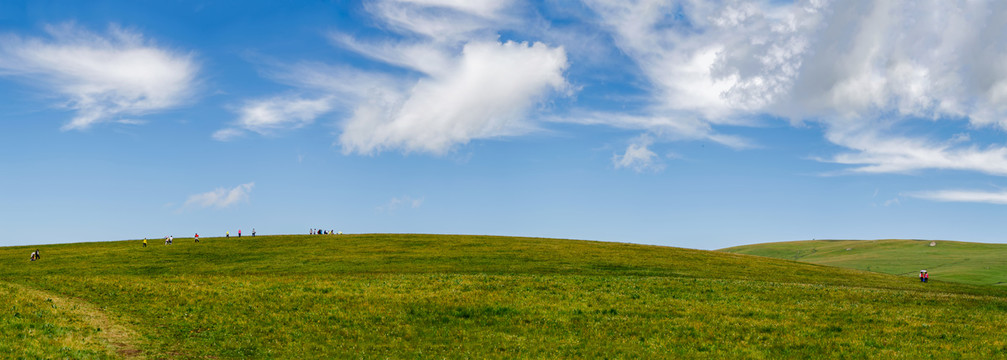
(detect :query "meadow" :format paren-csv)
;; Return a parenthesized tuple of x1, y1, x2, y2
(3, 234, 1007, 358)
(721, 239, 1007, 285)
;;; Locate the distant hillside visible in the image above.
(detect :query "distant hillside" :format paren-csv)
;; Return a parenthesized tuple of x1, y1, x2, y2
(4, 234, 1007, 358)
(721, 239, 1007, 285)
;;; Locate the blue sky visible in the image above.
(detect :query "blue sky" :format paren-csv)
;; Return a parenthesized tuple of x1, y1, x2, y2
(3, 0, 1007, 249)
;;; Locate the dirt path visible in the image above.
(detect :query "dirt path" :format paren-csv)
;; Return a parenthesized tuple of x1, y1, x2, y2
(10, 283, 145, 359)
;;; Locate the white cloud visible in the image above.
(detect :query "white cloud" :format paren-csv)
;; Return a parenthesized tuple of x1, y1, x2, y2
(582, 0, 818, 125)
(910, 189, 1007, 205)
(215, 95, 334, 140)
(613, 134, 664, 173)
(0, 23, 198, 130)
(339, 40, 568, 155)
(184, 182, 255, 209)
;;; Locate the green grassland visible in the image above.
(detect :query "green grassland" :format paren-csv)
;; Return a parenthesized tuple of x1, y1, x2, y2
(4, 234, 1007, 358)
(721, 239, 1007, 286)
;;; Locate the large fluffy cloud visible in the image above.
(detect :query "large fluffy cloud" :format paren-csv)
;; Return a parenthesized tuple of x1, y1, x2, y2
(0, 23, 198, 130)
(340, 40, 567, 154)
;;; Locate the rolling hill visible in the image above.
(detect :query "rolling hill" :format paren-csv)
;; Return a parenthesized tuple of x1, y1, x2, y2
(720, 239, 1007, 286)
(3, 234, 1007, 358)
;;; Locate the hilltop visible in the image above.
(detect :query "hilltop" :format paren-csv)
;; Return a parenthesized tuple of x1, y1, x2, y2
(720, 239, 1007, 285)
(3, 234, 1007, 358)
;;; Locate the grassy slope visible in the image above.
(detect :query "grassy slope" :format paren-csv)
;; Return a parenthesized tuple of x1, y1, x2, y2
(1, 234, 1006, 358)
(720, 239, 1007, 285)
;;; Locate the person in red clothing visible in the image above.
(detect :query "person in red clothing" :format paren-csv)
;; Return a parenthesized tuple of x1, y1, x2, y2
(924, 271, 929, 283)
(194, 233, 200, 243)
(920, 270, 926, 282)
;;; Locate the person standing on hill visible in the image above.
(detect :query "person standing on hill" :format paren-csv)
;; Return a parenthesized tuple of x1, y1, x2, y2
(194, 233, 200, 243)
(252, 228, 256, 237)
(238, 229, 242, 238)
(920, 270, 926, 283)
(924, 271, 929, 283)
(143, 238, 147, 247)
(226, 231, 229, 238)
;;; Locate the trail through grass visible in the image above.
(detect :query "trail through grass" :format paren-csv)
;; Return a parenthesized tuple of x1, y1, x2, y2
(10, 283, 144, 358)
(0, 281, 118, 358)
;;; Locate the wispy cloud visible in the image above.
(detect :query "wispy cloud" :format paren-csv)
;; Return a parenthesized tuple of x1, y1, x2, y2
(184, 182, 255, 209)
(821, 126, 1007, 176)
(0, 23, 198, 130)
(365, 0, 515, 43)
(214, 95, 333, 140)
(378, 195, 425, 212)
(554, 111, 752, 149)
(910, 189, 1007, 205)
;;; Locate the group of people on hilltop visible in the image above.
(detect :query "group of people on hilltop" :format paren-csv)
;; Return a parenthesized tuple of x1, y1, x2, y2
(920, 270, 929, 283)
(225, 228, 256, 238)
(310, 229, 339, 235)
(29, 250, 40, 261)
